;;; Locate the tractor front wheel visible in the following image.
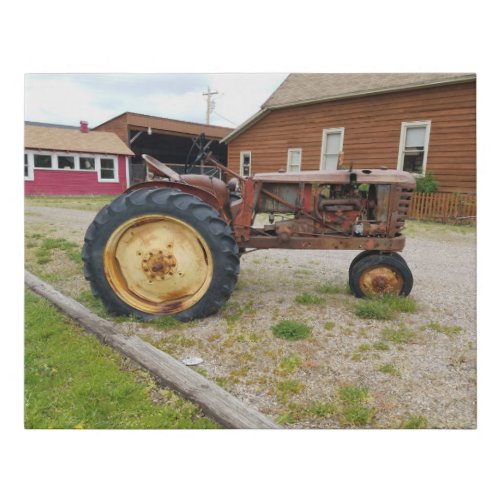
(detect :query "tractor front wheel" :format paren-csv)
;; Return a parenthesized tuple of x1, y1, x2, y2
(82, 188, 240, 321)
(349, 253, 413, 298)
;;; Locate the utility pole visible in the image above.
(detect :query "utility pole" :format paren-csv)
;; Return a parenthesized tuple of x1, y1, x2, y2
(203, 87, 218, 125)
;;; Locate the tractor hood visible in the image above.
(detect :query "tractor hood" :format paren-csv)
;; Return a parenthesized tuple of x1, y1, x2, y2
(253, 168, 416, 189)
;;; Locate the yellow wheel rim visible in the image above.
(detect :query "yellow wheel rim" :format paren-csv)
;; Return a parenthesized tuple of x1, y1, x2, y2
(359, 265, 404, 296)
(104, 214, 213, 315)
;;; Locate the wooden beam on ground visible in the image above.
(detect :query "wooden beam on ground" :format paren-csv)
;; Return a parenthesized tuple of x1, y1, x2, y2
(25, 271, 280, 429)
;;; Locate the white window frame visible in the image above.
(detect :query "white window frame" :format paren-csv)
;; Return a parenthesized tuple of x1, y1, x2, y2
(97, 156, 119, 183)
(240, 151, 252, 177)
(397, 120, 432, 175)
(320, 128, 345, 170)
(287, 148, 302, 172)
(24, 152, 34, 181)
(25, 150, 119, 182)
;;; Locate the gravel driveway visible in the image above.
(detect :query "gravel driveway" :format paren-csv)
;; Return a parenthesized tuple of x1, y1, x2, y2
(25, 205, 476, 428)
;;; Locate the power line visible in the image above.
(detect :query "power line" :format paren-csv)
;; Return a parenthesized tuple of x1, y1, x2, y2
(212, 110, 238, 126)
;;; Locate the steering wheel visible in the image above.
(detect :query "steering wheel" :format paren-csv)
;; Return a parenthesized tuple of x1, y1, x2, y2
(184, 133, 213, 174)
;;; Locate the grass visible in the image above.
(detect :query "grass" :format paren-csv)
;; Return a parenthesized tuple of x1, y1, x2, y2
(35, 237, 82, 265)
(24, 290, 217, 429)
(337, 385, 375, 427)
(25, 195, 115, 212)
(272, 320, 312, 340)
(277, 379, 304, 403)
(426, 321, 462, 337)
(381, 324, 417, 344)
(294, 292, 325, 305)
(316, 283, 349, 295)
(401, 415, 429, 429)
(353, 294, 417, 320)
(378, 363, 399, 376)
(277, 353, 303, 375)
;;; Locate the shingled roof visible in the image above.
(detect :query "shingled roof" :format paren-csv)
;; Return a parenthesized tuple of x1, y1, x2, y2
(222, 73, 476, 143)
(262, 73, 476, 108)
(25, 124, 134, 156)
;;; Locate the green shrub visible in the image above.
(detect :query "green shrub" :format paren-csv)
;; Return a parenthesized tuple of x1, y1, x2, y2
(415, 171, 439, 193)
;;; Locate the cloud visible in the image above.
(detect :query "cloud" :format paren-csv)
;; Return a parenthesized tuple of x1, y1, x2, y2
(24, 73, 287, 128)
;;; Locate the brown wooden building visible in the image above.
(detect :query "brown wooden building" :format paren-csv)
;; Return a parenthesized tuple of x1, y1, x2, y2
(94, 112, 233, 183)
(222, 73, 476, 193)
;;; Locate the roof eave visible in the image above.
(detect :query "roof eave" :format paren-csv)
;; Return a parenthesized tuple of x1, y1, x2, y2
(221, 109, 270, 144)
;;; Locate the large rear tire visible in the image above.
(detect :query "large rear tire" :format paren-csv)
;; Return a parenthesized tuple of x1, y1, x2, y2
(82, 187, 240, 321)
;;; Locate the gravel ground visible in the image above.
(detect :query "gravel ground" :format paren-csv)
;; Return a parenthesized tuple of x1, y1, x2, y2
(25, 205, 476, 429)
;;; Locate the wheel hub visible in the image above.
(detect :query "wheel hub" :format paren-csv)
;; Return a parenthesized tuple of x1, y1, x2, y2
(360, 265, 403, 295)
(140, 246, 177, 281)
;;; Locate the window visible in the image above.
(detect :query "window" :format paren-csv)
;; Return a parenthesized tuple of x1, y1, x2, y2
(320, 128, 344, 170)
(80, 157, 95, 170)
(24, 153, 34, 180)
(287, 148, 302, 172)
(57, 155, 75, 170)
(99, 157, 117, 182)
(397, 121, 431, 175)
(240, 151, 251, 177)
(34, 154, 53, 169)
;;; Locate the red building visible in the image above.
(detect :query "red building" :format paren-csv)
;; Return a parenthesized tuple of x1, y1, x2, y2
(24, 122, 134, 195)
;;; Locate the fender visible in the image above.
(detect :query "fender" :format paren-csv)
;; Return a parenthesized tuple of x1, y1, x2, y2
(124, 180, 231, 223)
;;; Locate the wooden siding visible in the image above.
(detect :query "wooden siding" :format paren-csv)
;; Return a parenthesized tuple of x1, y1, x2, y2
(93, 114, 129, 144)
(24, 156, 128, 195)
(228, 82, 476, 193)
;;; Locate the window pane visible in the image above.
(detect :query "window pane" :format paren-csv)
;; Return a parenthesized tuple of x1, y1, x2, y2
(80, 157, 95, 170)
(325, 133, 341, 154)
(241, 153, 250, 166)
(324, 154, 338, 170)
(290, 151, 300, 164)
(58, 156, 75, 169)
(402, 151, 424, 174)
(100, 159, 115, 179)
(34, 154, 52, 169)
(289, 164, 300, 172)
(24, 154, 28, 177)
(405, 126, 426, 148)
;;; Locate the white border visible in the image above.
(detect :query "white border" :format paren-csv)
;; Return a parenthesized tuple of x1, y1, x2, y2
(287, 148, 302, 172)
(396, 120, 432, 174)
(320, 127, 344, 170)
(240, 150, 252, 177)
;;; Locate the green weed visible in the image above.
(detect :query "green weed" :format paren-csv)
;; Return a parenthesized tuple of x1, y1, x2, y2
(378, 363, 399, 376)
(324, 321, 335, 331)
(401, 415, 429, 429)
(381, 324, 417, 344)
(294, 292, 325, 305)
(426, 321, 462, 337)
(278, 353, 303, 375)
(272, 320, 312, 341)
(338, 385, 375, 427)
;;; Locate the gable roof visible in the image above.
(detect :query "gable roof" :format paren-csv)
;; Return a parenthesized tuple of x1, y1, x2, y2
(94, 112, 233, 139)
(262, 73, 476, 108)
(222, 73, 476, 143)
(25, 124, 134, 156)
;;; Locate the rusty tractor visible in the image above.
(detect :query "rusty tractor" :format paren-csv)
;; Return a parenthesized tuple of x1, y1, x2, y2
(82, 136, 416, 321)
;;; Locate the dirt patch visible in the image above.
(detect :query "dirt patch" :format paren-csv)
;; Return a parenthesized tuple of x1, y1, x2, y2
(25, 205, 476, 428)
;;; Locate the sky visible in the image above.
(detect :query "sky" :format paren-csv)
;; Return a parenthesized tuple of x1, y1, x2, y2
(24, 73, 288, 129)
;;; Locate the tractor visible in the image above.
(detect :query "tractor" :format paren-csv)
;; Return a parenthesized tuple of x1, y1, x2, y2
(82, 135, 416, 321)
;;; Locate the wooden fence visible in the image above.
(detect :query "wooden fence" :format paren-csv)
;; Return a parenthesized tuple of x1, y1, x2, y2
(408, 192, 476, 224)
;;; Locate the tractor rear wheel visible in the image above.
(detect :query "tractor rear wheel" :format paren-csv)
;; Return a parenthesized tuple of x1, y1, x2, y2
(349, 253, 413, 298)
(82, 187, 240, 321)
